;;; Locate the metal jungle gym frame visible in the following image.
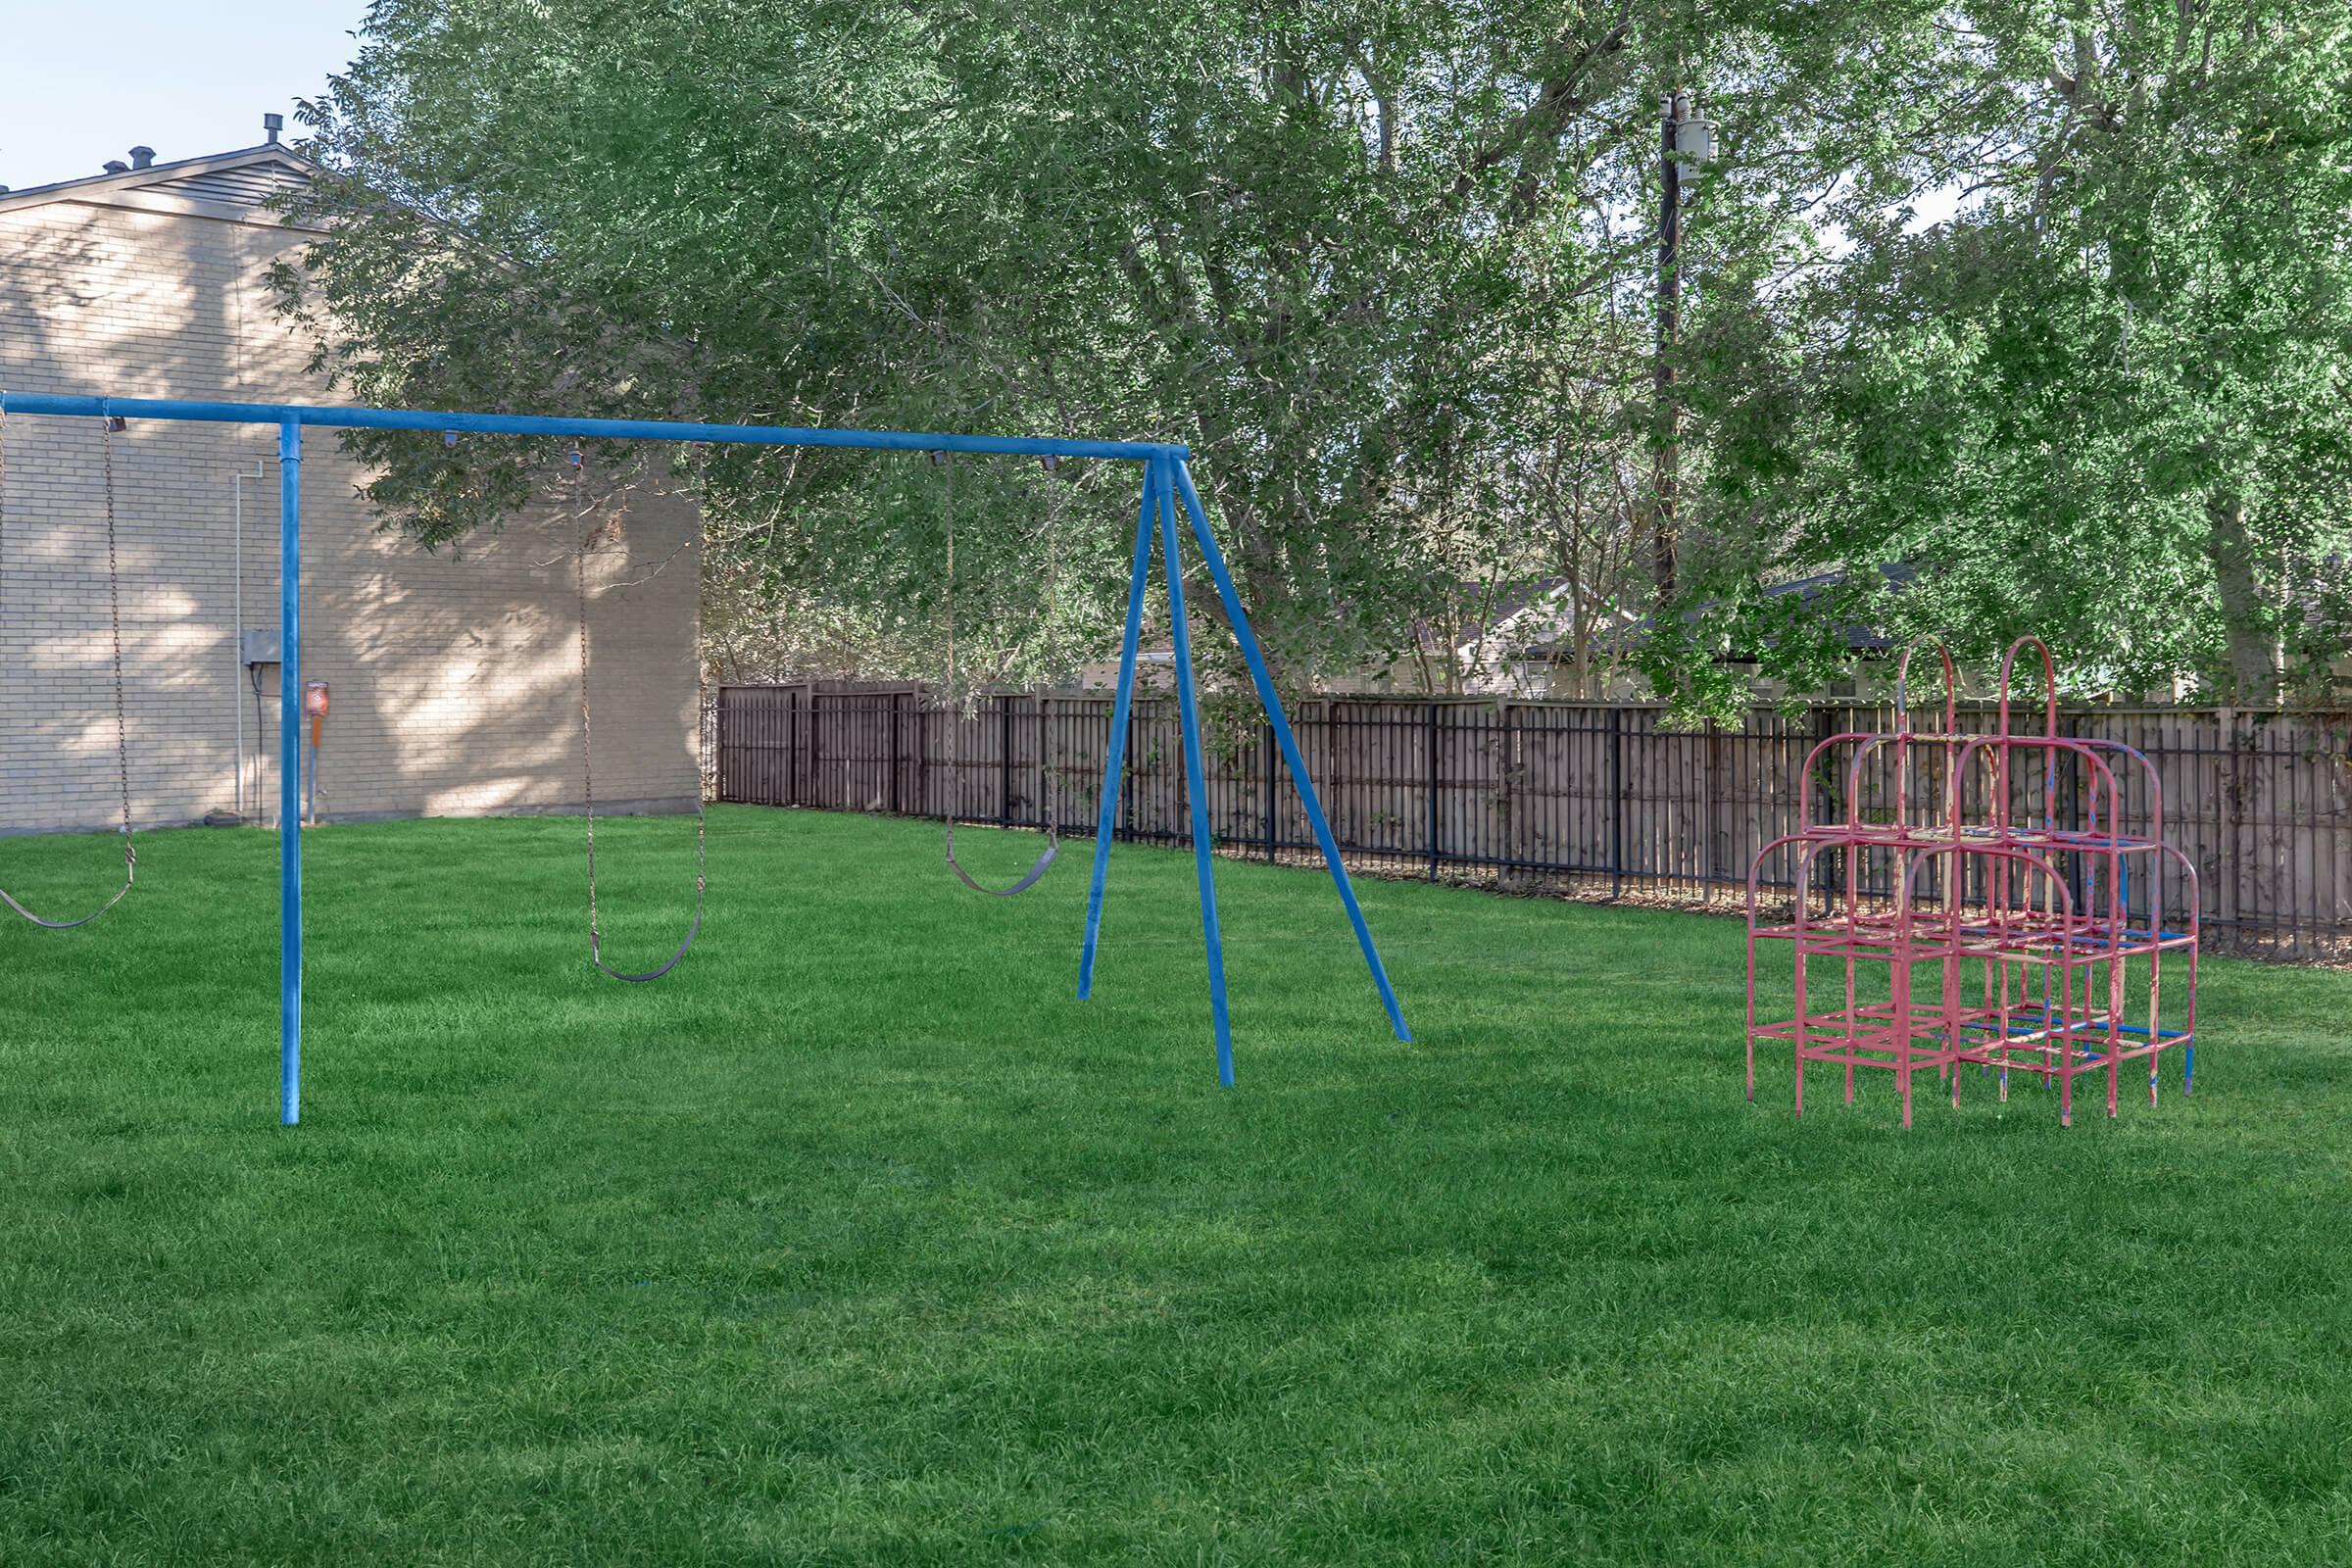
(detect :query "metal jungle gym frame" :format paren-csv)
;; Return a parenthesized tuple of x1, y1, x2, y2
(0, 392, 1412, 1123)
(1742, 635, 2199, 1128)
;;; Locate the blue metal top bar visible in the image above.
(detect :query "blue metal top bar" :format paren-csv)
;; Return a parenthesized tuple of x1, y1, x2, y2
(0, 392, 1185, 462)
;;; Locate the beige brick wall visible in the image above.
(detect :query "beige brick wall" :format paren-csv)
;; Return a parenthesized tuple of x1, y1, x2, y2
(0, 197, 698, 835)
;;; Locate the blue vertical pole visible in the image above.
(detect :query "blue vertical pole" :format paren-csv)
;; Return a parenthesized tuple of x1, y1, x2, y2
(1156, 455, 1235, 1086)
(278, 416, 303, 1125)
(1169, 459, 1411, 1043)
(1077, 466, 1160, 1000)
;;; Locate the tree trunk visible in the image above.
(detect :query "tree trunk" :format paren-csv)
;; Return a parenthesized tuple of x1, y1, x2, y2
(2204, 493, 2279, 700)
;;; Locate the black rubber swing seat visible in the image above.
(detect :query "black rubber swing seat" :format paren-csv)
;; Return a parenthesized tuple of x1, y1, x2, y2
(944, 819, 1059, 898)
(0, 845, 135, 929)
(589, 880, 705, 982)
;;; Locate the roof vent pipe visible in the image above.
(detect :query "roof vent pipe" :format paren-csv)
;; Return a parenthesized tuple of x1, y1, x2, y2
(129, 146, 155, 170)
(263, 113, 284, 145)
(103, 160, 128, 174)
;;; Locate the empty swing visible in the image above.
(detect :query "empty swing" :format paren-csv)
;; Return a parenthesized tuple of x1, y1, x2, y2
(936, 449, 1062, 897)
(0, 403, 137, 928)
(571, 445, 709, 980)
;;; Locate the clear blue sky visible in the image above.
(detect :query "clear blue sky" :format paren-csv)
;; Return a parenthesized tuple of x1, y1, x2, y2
(0, 2, 368, 191)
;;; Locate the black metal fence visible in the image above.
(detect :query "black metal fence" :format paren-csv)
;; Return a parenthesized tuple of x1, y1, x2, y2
(715, 682, 2352, 960)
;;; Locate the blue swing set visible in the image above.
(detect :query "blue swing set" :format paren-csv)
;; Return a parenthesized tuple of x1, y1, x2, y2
(0, 391, 1411, 1122)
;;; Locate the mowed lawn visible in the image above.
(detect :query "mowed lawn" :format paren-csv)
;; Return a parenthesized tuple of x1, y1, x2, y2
(2, 807, 2347, 1566)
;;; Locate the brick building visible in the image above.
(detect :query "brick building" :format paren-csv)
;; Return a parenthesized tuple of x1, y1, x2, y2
(0, 126, 699, 835)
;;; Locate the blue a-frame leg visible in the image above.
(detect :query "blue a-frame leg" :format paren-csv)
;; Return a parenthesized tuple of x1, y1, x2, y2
(278, 416, 304, 1125)
(1171, 459, 1409, 1045)
(1077, 464, 1159, 1003)
(1078, 454, 1411, 1084)
(1155, 455, 1235, 1085)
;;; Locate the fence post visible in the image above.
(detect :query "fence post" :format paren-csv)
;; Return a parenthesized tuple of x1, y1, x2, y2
(1809, 703, 1838, 916)
(1330, 700, 1347, 840)
(1001, 696, 1014, 827)
(808, 691, 822, 809)
(2061, 708, 2087, 913)
(1495, 703, 1514, 879)
(1608, 706, 1624, 899)
(1124, 705, 1138, 843)
(1703, 717, 1719, 888)
(889, 692, 903, 814)
(1499, 703, 1517, 877)
(1172, 698, 1188, 848)
(2224, 705, 2244, 947)
(1264, 718, 1277, 860)
(713, 688, 729, 804)
(1427, 702, 1441, 880)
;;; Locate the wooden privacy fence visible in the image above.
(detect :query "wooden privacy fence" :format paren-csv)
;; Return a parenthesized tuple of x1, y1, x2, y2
(715, 682, 2352, 960)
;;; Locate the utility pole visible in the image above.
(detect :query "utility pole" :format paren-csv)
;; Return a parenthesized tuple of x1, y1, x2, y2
(1652, 90, 1715, 612)
(1653, 90, 1688, 610)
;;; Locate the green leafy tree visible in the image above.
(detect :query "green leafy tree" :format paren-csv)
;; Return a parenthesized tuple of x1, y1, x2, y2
(274, 1, 1882, 692)
(279, 1, 2348, 706)
(1679, 2, 2352, 704)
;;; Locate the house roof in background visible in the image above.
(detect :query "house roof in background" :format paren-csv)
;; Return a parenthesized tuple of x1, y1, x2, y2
(1435, 576, 1642, 663)
(0, 143, 313, 226)
(1516, 563, 1918, 662)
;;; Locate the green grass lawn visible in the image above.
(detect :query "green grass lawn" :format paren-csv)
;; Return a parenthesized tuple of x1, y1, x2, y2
(3, 807, 2348, 1565)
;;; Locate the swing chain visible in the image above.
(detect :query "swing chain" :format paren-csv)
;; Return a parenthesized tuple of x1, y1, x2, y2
(939, 451, 974, 807)
(939, 450, 1067, 805)
(933, 449, 1065, 896)
(573, 448, 602, 952)
(1036, 450, 1071, 823)
(1, 394, 9, 618)
(102, 410, 134, 865)
(689, 449, 709, 896)
(941, 455, 959, 816)
(0, 401, 138, 856)
(0, 404, 137, 928)
(574, 444, 710, 979)
(690, 440, 711, 875)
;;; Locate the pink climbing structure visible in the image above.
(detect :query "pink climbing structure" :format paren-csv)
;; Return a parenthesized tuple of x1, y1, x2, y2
(1744, 637, 2200, 1127)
